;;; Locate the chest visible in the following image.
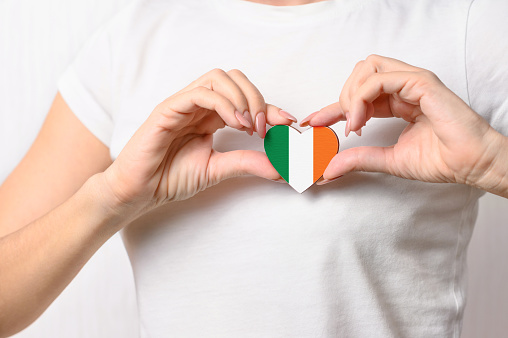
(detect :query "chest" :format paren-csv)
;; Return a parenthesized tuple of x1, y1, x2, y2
(108, 3, 469, 159)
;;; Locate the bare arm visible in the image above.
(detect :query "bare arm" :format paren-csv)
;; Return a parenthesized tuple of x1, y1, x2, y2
(0, 174, 126, 337)
(0, 69, 292, 336)
(0, 93, 112, 237)
(0, 93, 117, 336)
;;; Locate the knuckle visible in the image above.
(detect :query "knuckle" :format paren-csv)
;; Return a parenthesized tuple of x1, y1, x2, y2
(421, 69, 439, 81)
(339, 91, 349, 104)
(250, 92, 265, 104)
(154, 98, 173, 115)
(416, 69, 442, 88)
(371, 72, 384, 81)
(192, 85, 209, 94)
(226, 68, 244, 77)
(234, 95, 249, 109)
(365, 54, 381, 64)
(362, 73, 382, 89)
(154, 101, 165, 112)
(209, 68, 226, 78)
(153, 102, 165, 115)
(353, 60, 365, 70)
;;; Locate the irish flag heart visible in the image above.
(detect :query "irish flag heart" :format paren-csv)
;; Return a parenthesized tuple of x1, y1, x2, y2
(264, 125, 339, 193)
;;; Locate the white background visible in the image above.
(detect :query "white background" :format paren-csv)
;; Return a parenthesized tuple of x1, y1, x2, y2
(1, 0, 507, 337)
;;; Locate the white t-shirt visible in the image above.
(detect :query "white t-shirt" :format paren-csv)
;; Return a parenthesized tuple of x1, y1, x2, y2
(58, 0, 508, 336)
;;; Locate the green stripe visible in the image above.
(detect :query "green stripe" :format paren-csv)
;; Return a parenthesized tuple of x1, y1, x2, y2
(264, 125, 289, 182)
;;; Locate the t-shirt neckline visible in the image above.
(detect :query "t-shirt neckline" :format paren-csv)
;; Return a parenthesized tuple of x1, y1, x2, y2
(212, 0, 342, 25)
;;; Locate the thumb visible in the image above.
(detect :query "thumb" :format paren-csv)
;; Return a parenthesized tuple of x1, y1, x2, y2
(321, 146, 395, 181)
(210, 150, 282, 182)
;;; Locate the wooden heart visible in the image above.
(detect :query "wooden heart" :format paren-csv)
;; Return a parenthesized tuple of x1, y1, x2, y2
(264, 125, 339, 193)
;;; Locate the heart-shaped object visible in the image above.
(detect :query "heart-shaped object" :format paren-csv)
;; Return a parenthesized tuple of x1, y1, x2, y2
(264, 125, 339, 193)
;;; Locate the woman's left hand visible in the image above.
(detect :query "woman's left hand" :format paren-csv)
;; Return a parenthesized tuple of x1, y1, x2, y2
(301, 55, 508, 194)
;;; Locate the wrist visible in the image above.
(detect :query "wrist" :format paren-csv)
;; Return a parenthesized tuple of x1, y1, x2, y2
(81, 173, 140, 232)
(471, 128, 508, 198)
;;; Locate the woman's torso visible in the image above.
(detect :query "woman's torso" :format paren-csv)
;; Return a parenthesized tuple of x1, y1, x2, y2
(68, 0, 481, 336)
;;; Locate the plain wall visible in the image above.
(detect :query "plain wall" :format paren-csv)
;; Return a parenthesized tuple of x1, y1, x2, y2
(1, 1, 507, 337)
(1, 1, 139, 337)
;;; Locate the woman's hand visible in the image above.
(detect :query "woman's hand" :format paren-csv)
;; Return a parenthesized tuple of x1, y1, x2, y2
(101, 68, 295, 215)
(0, 68, 298, 336)
(301, 55, 508, 196)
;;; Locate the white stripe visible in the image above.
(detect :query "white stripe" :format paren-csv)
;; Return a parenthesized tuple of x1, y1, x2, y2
(289, 128, 314, 193)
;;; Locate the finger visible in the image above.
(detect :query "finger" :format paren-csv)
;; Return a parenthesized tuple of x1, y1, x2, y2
(265, 104, 297, 126)
(225, 70, 297, 138)
(186, 113, 227, 135)
(313, 57, 406, 133)
(209, 150, 282, 182)
(183, 69, 251, 118)
(226, 69, 266, 135)
(348, 55, 418, 97)
(303, 102, 346, 127)
(339, 59, 368, 115)
(305, 97, 394, 130)
(342, 55, 423, 133)
(164, 86, 244, 130)
(320, 146, 396, 182)
(348, 71, 423, 132)
(300, 110, 320, 127)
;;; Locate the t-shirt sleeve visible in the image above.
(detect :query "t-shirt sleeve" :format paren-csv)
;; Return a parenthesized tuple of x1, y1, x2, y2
(466, 0, 508, 136)
(57, 20, 116, 147)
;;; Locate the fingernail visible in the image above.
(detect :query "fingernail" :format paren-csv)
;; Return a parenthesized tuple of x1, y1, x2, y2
(256, 112, 266, 138)
(244, 111, 254, 135)
(300, 111, 319, 127)
(235, 111, 251, 128)
(316, 176, 343, 185)
(345, 113, 351, 137)
(355, 128, 362, 136)
(269, 178, 286, 184)
(279, 110, 297, 123)
(243, 110, 253, 127)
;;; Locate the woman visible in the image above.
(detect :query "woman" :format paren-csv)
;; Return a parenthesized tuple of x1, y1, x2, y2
(1, 0, 507, 336)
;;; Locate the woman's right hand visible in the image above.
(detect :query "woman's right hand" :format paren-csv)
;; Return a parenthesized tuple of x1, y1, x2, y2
(100, 68, 296, 217)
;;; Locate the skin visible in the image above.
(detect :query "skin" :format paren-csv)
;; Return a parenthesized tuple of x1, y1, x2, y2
(0, 68, 293, 337)
(301, 55, 508, 198)
(0, 2, 507, 336)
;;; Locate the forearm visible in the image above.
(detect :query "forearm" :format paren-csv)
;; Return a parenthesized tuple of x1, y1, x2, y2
(0, 174, 129, 337)
(471, 129, 508, 198)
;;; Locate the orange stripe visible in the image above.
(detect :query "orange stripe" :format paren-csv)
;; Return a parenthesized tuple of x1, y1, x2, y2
(313, 127, 339, 182)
